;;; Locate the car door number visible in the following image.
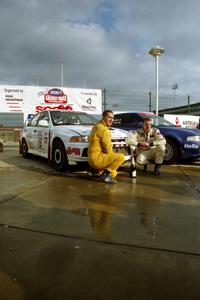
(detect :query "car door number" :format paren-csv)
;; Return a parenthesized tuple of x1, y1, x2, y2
(38, 137, 43, 148)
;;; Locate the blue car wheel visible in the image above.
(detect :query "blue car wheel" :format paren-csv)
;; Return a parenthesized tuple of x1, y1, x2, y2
(164, 138, 179, 164)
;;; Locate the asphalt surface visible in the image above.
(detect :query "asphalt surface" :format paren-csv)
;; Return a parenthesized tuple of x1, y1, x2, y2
(0, 144, 200, 300)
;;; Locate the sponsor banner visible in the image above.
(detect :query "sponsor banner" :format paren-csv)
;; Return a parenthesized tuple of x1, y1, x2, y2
(164, 114, 199, 128)
(0, 85, 102, 119)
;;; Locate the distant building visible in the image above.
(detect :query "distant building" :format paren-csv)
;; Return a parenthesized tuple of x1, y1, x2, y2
(0, 113, 24, 127)
(159, 102, 200, 116)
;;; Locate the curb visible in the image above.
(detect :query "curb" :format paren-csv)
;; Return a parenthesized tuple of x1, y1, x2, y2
(2, 142, 19, 148)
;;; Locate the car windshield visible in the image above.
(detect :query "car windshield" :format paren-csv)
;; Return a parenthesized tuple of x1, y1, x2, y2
(148, 115, 176, 127)
(50, 111, 98, 126)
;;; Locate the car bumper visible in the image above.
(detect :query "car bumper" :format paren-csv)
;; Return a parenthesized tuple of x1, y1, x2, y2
(181, 142, 200, 159)
(66, 146, 131, 164)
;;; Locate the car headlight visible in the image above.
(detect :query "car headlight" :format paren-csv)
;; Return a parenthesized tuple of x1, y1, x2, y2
(186, 136, 200, 142)
(70, 135, 89, 143)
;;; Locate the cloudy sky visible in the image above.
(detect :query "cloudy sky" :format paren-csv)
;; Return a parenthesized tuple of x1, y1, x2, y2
(0, 0, 200, 100)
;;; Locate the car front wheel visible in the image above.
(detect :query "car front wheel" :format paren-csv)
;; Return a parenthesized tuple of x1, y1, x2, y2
(164, 138, 179, 164)
(52, 140, 68, 171)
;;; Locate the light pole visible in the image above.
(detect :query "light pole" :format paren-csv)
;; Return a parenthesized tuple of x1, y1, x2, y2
(148, 46, 165, 115)
(171, 83, 178, 107)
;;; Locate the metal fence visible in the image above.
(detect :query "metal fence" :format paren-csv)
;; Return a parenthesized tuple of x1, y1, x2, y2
(102, 88, 200, 113)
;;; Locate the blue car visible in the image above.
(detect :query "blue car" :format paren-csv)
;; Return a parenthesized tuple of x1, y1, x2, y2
(113, 112, 200, 164)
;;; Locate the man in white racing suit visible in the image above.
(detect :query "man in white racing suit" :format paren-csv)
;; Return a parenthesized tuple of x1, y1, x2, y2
(125, 117, 166, 175)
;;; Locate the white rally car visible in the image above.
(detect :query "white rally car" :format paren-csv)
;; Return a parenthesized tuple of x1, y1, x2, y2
(19, 110, 130, 171)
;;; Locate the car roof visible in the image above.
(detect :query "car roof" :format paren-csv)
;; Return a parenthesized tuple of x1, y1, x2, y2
(46, 110, 84, 113)
(114, 111, 156, 116)
(41, 110, 90, 115)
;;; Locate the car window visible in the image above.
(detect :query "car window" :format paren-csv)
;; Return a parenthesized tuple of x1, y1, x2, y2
(38, 111, 50, 124)
(50, 111, 97, 126)
(123, 115, 141, 128)
(113, 117, 121, 127)
(150, 115, 175, 127)
(50, 111, 65, 125)
(114, 113, 175, 128)
(27, 114, 40, 127)
(121, 115, 132, 127)
(114, 114, 142, 128)
(78, 113, 97, 125)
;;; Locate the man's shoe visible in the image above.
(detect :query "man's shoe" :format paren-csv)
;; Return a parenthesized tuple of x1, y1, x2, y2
(104, 174, 118, 184)
(87, 166, 98, 177)
(100, 171, 118, 184)
(100, 170, 110, 180)
(154, 164, 161, 175)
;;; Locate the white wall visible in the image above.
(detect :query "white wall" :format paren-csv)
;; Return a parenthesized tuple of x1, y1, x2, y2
(164, 114, 199, 128)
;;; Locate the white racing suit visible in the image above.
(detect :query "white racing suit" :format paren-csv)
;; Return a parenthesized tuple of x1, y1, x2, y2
(125, 127, 166, 166)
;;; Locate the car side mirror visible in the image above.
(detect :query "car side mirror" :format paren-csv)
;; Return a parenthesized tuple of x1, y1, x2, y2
(24, 120, 30, 126)
(38, 120, 49, 127)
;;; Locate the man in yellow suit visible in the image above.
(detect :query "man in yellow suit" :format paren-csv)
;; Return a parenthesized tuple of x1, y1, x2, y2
(88, 110, 125, 184)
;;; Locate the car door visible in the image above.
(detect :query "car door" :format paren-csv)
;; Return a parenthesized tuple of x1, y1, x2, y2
(36, 111, 50, 157)
(25, 113, 40, 152)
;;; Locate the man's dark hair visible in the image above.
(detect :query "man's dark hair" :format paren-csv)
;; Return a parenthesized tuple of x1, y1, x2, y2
(102, 110, 114, 117)
(143, 117, 152, 123)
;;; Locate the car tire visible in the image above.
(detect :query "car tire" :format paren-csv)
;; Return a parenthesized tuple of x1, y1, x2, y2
(52, 140, 68, 171)
(0, 142, 3, 153)
(164, 138, 179, 164)
(21, 139, 30, 158)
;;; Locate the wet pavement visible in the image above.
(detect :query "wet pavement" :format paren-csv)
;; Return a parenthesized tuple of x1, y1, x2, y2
(0, 144, 200, 300)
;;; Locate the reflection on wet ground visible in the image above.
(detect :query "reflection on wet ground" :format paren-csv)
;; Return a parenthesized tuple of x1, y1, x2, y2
(0, 271, 26, 300)
(0, 150, 200, 299)
(0, 152, 199, 254)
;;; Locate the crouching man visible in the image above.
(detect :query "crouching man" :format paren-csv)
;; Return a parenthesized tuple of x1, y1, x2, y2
(88, 110, 125, 183)
(125, 117, 166, 175)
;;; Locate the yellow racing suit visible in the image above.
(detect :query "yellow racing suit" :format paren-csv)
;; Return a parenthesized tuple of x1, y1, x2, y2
(88, 120, 125, 178)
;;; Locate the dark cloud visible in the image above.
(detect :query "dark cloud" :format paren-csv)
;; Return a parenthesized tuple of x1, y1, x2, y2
(0, 0, 200, 99)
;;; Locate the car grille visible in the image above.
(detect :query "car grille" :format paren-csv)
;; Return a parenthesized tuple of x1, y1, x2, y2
(112, 138, 130, 156)
(113, 145, 130, 155)
(82, 139, 131, 157)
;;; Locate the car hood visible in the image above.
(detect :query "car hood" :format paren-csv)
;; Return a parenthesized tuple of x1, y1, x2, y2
(57, 125, 93, 136)
(56, 125, 128, 138)
(109, 127, 128, 138)
(159, 125, 199, 135)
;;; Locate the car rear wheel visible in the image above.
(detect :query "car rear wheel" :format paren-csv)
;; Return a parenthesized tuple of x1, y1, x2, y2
(0, 141, 3, 152)
(21, 139, 30, 158)
(52, 140, 68, 171)
(164, 138, 179, 164)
